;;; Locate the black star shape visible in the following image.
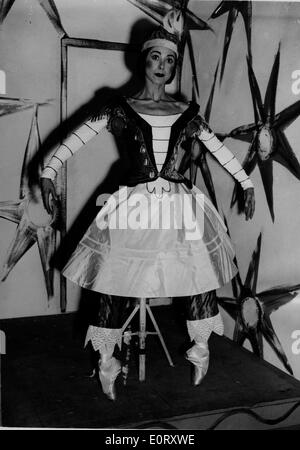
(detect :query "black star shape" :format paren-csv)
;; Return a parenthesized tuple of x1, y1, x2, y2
(0, 0, 15, 25)
(219, 232, 299, 375)
(126, 0, 211, 30)
(0, 104, 59, 300)
(0, 95, 38, 117)
(210, 1, 252, 84)
(228, 45, 300, 222)
(0, 0, 67, 37)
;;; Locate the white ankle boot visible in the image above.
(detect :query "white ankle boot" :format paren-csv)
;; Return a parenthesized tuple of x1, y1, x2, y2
(185, 314, 224, 386)
(99, 355, 121, 401)
(185, 341, 209, 385)
(85, 325, 122, 400)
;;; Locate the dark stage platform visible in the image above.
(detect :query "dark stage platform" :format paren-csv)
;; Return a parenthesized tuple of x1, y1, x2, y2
(1, 305, 300, 430)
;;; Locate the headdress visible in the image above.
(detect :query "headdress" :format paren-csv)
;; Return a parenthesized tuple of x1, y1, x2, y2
(141, 9, 184, 57)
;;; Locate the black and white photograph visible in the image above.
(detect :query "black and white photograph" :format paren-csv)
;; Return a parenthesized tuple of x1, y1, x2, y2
(1, 0, 300, 431)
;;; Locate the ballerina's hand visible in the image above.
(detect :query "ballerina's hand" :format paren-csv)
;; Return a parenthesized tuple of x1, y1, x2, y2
(244, 187, 255, 221)
(40, 178, 58, 214)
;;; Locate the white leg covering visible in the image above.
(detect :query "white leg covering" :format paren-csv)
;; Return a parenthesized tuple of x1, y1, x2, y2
(84, 325, 122, 355)
(185, 313, 224, 385)
(85, 326, 122, 401)
(186, 312, 224, 344)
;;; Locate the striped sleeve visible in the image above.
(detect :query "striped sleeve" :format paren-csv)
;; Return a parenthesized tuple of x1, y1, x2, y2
(196, 117, 254, 190)
(41, 116, 108, 180)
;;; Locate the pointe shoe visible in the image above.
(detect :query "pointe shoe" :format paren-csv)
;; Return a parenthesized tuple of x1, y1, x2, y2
(185, 342, 209, 386)
(98, 357, 121, 401)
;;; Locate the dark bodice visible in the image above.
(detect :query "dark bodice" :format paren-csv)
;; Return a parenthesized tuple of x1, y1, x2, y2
(92, 96, 201, 188)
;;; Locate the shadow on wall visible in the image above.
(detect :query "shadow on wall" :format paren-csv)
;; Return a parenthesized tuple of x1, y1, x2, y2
(26, 17, 188, 338)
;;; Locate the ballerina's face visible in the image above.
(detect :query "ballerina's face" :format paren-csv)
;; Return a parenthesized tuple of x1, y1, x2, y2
(144, 46, 176, 85)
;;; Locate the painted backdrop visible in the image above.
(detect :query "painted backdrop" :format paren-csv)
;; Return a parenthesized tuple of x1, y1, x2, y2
(0, 0, 300, 379)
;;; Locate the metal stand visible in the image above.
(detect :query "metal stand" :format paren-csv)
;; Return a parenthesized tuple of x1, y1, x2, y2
(121, 298, 174, 381)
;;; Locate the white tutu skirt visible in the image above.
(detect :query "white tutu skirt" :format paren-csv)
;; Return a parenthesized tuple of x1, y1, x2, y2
(62, 178, 238, 297)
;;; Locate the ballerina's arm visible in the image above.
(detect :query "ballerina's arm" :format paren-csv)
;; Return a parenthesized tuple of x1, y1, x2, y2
(40, 116, 107, 214)
(195, 118, 253, 191)
(40, 116, 108, 180)
(193, 116, 255, 220)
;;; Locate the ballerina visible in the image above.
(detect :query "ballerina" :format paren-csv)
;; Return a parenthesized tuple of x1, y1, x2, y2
(41, 11, 255, 401)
